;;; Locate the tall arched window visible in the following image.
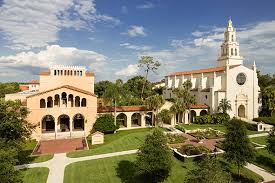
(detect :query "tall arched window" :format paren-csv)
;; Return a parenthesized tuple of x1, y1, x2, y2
(70, 70, 73, 76)
(40, 99, 46, 108)
(47, 97, 53, 108)
(231, 48, 233, 56)
(235, 48, 237, 56)
(54, 70, 57, 75)
(231, 35, 234, 42)
(81, 98, 87, 107)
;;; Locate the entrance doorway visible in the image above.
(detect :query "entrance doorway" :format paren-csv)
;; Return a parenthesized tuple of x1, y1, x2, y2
(58, 115, 70, 132)
(73, 113, 84, 131)
(238, 105, 245, 118)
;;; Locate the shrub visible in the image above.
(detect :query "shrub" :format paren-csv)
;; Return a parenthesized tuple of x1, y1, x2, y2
(253, 117, 275, 125)
(166, 134, 187, 144)
(93, 114, 118, 133)
(175, 125, 185, 133)
(178, 144, 211, 156)
(194, 113, 230, 124)
(243, 122, 257, 131)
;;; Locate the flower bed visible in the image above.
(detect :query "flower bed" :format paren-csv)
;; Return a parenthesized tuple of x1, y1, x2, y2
(166, 134, 187, 144)
(177, 144, 211, 156)
(188, 128, 224, 140)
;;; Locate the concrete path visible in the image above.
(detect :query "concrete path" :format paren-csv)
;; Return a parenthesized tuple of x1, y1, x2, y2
(245, 163, 275, 182)
(16, 149, 138, 183)
(248, 133, 269, 138)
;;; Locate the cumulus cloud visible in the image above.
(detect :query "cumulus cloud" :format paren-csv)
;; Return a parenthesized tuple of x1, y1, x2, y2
(115, 64, 139, 76)
(0, 0, 120, 50)
(120, 43, 152, 51)
(0, 45, 107, 74)
(136, 2, 155, 9)
(124, 25, 147, 37)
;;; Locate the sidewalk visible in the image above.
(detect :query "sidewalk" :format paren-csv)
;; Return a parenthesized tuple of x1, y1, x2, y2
(245, 163, 275, 182)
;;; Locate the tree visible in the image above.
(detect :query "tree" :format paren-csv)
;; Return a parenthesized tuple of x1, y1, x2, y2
(0, 82, 21, 98)
(172, 80, 196, 124)
(263, 88, 275, 117)
(157, 109, 172, 127)
(144, 94, 165, 126)
(93, 114, 118, 133)
(138, 56, 161, 99)
(136, 128, 172, 183)
(267, 127, 275, 154)
(222, 118, 255, 176)
(102, 83, 123, 126)
(217, 98, 232, 114)
(185, 155, 232, 183)
(94, 80, 113, 97)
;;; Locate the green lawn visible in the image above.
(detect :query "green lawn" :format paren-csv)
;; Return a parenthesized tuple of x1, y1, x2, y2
(177, 124, 264, 135)
(18, 140, 53, 165)
(64, 154, 263, 183)
(250, 149, 275, 173)
(250, 136, 267, 145)
(67, 128, 152, 158)
(20, 167, 49, 183)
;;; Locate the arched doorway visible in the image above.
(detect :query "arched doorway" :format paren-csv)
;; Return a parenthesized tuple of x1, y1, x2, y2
(117, 113, 127, 128)
(200, 110, 208, 116)
(131, 113, 141, 127)
(73, 113, 84, 131)
(238, 105, 245, 118)
(42, 115, 55, 133)
(58, 114, 70, 132)
(190, 110, 196, 123)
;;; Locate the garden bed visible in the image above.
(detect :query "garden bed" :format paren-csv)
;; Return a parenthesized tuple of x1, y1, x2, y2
(166, 133, 187, 144)
(188, 128, 224, 140)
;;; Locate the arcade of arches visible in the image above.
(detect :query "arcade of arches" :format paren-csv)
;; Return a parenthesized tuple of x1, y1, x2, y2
(41, 113, 85, 133)
(40, 92, 87, 108)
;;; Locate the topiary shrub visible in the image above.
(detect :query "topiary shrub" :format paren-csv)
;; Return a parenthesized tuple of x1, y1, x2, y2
(194, 113, 230, 124)
(253, 117, 275, 125)
(194, 115, 212, 124)
(93, 114, 118, 134)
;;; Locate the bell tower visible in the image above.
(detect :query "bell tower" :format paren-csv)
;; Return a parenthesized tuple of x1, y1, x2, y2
(217, 19, 244, 67)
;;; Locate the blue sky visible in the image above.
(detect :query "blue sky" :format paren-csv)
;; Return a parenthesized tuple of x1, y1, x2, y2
(0, 0, 275, 82)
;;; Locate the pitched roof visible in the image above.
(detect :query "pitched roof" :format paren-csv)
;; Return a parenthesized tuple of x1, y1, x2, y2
(19, 85, 29, 91)
(168, 65, 240, 77)
(190, 104, 209, 109)
(26, 85, 97, 98)
(86, 71, 95, 77)
(39, 70, 50, 76)
(97, 105, 150, 113)
(28, 80, 40, 84)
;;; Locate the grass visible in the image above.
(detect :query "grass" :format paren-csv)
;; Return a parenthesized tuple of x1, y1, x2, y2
(250, 149, 275, 173)
(18, 139, 53, 165)
(67, 128, 152, 158)
(64, 154, 262, 183)
(20, 167, 49, 183)
(250, 136, 267, 145)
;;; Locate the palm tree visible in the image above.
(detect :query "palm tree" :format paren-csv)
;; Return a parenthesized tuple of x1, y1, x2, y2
(144, 94, 165, 126)
(157, 109, 172, 127)
(217, 98, 232, 114)
(102, 83, 122, 126)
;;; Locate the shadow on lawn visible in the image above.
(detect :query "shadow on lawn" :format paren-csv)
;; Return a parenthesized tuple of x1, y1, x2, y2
(116, 160, 169, 183)
(254, 154, 275, 173)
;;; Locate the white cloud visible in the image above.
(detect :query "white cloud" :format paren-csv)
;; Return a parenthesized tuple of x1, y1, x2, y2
(120, 43, 152, 51)
(136, 2, 155, 9)
(115, 64, 139, 76)
(124, 25, 147, 37)
(0, 0, 120, 50)
(191, 31, 205, 37)
(0, 45, 107, 73)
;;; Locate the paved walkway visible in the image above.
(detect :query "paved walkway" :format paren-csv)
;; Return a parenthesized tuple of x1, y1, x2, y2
(245, 163, 275, 182)
(16, 149, 138, 183)
(248, 133, 269, 138)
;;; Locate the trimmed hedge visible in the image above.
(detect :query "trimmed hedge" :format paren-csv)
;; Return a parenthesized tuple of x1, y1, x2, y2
(178, 144, 211, 156)
(194, 113, 230, 124)
(253, 117, 275, 125)
(244, 122, 258, 131)
(93, 114, 119, 134)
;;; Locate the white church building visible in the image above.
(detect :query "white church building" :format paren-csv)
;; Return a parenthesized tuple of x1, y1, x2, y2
(163, 19, 261, 121)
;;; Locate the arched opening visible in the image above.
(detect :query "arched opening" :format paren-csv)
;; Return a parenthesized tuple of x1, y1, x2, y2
(73, 113, 84, 131)
(200, 110, 208, 116)
(61, 92, 67, 107)
(70, 70, 73, 75)
(40, 99, 46, 108)
(231, 35, 234, 42)
(190, 110, 196, 123)
(47, 96, 53, 108)
(68, 94, 74, 107)
(238, 105, 246, 118)
(42, 115, 55, 133)
(131, 113, 141, 127)
(54, 94, 60, 107)
(231, 48, 233, 56)
(235, 48, 237, 56)
(117, 113, 127, 128)
(58, 114, 70, 132)
(75, 96, 80, 107)
(81, 98, 87, 107)
(146, 112, 153, 126)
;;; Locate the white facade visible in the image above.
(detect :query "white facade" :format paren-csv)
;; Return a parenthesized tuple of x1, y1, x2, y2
(163, 19, 261, 120)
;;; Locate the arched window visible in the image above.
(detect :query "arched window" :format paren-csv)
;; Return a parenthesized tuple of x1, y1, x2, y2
(231, 35, 234, 42)
(40, 99, 46, 108)
(54, 70, 57, 75)
(81, 98, 87, 107)
(74, 71, 76, 76)
(231, 48, 233, 56)
(235, 48, 237, 56)
(47, 97, 53, 108)
(64, 70, 67, 76)
(75, 96, 80, 107)
(80, 71, 82, 76)
(61, 70, 63, 75)
(77, 71, 79, 76)
(58, 70, 60, 75)
(70, 70, 73, 76)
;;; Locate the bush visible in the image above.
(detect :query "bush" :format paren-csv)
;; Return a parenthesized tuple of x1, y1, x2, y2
(243, 122, 258, 131)
(166, 134, 187, 144)
(175, 125, 185, 133)
(194, 113, 230, 124)
(178, 144, 211, 156)
(253, 117, 275, 125)
(93, 114, 118, 133)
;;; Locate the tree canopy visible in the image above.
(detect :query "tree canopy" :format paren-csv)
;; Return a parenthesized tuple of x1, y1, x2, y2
(0, 82, 21, 98)
(217, 98, 232, 114)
